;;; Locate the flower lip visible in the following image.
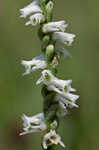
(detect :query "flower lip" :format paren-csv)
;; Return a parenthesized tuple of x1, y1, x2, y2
(25, 13, 45, 26)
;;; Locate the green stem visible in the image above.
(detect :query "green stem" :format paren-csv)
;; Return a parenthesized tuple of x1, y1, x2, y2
(39, 1, 59, 150)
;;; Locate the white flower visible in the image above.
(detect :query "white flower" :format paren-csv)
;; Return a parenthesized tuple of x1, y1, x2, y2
(20, 0, 42, 18)
(43, 130, 65, 149)
(36, 70, 69, 89)
(20, 113, 46, 135)
(25, 13, 45, 26)
(56, 94, 78, 109)
(55, 42, 72, 59)
(36, 70, 72, 92)
(52, 32, 76, 46)
(21, 55, 47, 75)
(36, 70, 79, 103)
(42, 21, 68, 33)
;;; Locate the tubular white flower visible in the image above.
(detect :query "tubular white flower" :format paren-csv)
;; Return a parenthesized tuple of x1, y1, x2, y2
(52, 32, 76, 46)
(43, 130, 65, 149)
(42, 21, 68, 33)
(26, 13, 45, 26)
(36, 70, 70, 89)
(20, 0, 42, 18)
(20, 113, 46, 135)
(36, 70, 72, 92)
(56, 94, 78, 109)
(21, 55, 47, 75)
(36, 70, 79, 103)
(55, 42, 72, 59)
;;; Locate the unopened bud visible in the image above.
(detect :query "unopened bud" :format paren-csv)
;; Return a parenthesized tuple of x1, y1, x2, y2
(46, 44, 55, 62)
(42, 35, 50, 45)
(46, 1, 53, 22)
(46, 1, 54, 12)
(42, 35, 50, 52)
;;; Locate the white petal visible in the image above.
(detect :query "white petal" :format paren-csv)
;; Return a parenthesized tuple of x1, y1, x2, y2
(36, 76, 44, 85)
(65, 93, 79, 102)
(42, 130, 65, 149)
(20, 113, 46, 135)
(56, 94, 78, 109)
(21, 55, 47, 75)
(53, 32, 76, 46)
(55, 42, 72, 59)
(42, 21, 68, 33)
(20, 1, 42, 18)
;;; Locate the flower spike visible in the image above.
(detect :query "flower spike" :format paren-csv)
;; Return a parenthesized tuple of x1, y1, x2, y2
(19, 0, 79, 149)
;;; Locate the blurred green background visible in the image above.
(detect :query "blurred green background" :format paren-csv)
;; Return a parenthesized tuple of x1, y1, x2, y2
(0, 0, 98, 150)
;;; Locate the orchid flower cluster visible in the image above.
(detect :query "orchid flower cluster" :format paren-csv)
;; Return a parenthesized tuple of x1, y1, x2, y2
(19, 0, 79, 149)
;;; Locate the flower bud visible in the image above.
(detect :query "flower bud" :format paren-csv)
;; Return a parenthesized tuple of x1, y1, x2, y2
(46, 1, 54, 22)
(46, 44, 55, 62)
(42, 35, 50, 45)
(41, 35, 50, 52)
(46, 1, 53, 12)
